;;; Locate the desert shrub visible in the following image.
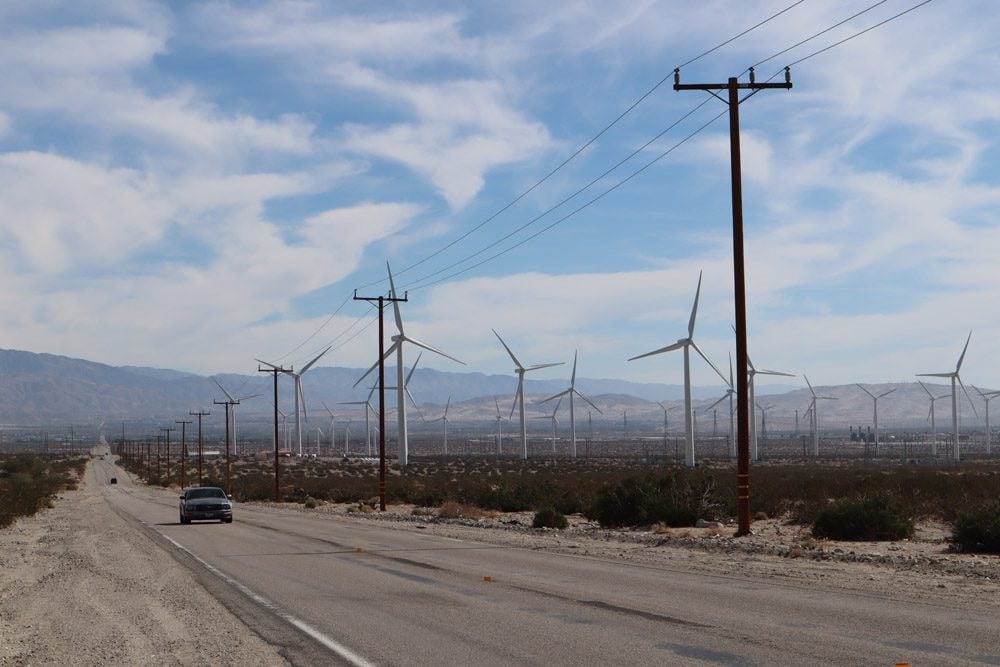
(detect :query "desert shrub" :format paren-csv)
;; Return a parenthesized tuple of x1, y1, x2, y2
(588, 471, 717, 528)
(811, 495, 913, 541)
(532, 507, 568, 529)
(437, 500, 487, 520)
(0, 455, 82, 528)
(951, 503, 1000, 553)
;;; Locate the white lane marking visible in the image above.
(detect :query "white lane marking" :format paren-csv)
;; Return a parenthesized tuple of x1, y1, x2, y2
(159, 533, 376, 667)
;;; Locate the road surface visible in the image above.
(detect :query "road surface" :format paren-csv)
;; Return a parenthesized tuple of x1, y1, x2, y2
(95, 456, 1000, 666)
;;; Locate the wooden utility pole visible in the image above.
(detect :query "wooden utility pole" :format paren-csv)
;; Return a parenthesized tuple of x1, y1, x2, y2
(674, 67, 792, 536)
(354, 288, 407, 512)
(160, 427, 175, 485)
(190, 410, 210, 486)
(176, 420, 192, 489)
(214, 396, 239, 496)
(258, 362, 290, 502)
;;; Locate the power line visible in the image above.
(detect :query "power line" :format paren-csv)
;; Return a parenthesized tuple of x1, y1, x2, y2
(398, 97, 715, 291)
(405, 107, 730, 293)
(353, 0, 812, 292)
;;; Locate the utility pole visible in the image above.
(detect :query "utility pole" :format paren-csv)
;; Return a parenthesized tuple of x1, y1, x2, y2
(355, 287, 407, 511)
(190, 410, 210, 486)
(176, 420, 192, 489)
(160, 427, 175, 485)
(258, 363, 290, 502)
(674, 66, 792, 537)
(156, 434, 163, 483)
(214, 396, 239, 496)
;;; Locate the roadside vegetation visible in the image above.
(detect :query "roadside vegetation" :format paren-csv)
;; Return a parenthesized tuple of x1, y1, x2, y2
(117, 454, 1000, 542)
(0, 454, 87, 529)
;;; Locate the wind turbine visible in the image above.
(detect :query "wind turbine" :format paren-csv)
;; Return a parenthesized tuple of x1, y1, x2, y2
(973, 386, 1000, 456)
(756, 403, 774, 447)
(355, 264, 464, 468)
(424, 397, 452, 455)
(919, 381, 950, 457)
(747, 355, 794, 462)
(492, 396, 507, 456)
(337, 384, 377, 457)
(855, 385, 897, 458)
(532, 398, 562, 455)
(282, 346, 331, 457)
(917, 331, 978, 462)
(540, 350, 602, 458)
(493, 329, 563, 460)
(655, 402, 678, 458)
(706, 354, 737, 458)
(212, 378, 260, 457)
(629, 271, 727, 467)
(804, 376, 837, 456)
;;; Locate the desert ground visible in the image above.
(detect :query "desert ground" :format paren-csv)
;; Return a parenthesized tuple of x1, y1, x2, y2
(1, 455, 998, 665)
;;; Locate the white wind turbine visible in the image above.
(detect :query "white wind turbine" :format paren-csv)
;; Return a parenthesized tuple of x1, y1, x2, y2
(540, 350, 602, 458)
(424, 397, 452, 455)
(257, 346, 330, 457)
(492, 396, 507, 456)
(321, 402, 338, 456)
(919, 381, 950, 457)
(212, 378, 260, 457)
(804, 376, 837, 456)
(355, 264, 464, 468)
(532, 398, 562, 455)
(855, 385, 897, 458)
(493, 329, 563, 460)
(705, 354, 737, 458)
(917, 331, 978, 462)
(655, 402, 679, 458)
(973, 386, 1000, 456)
(747, 355, 794, 462)
(338, 384, 377, 457)
(629, 271, 727, 467)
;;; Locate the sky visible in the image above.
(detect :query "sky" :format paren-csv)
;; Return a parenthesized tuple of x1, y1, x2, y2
(1, 0, 998, 395)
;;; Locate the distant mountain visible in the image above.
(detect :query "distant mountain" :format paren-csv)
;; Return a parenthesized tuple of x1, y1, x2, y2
(0, 348, 991, 441)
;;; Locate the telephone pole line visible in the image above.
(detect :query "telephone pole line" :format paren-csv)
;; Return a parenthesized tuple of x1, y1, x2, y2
(214, 396, 239, 496)
(354, 287, 408, 511)
(189, 410, 210, 486)
(258, 361, 291, 502)
(674, 66, 793, 537)
(160, 427, 175, 484)
(176, 420, 192, 489)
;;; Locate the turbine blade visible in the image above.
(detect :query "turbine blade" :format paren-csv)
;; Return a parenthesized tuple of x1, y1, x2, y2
(628, 340, 685, 361)
(956, 330, 972, 372)
(300, 345, 332, 374)
(706, 393, 728, 411)
(386, 262, 405, 335)
(570, 350, 578, 387)
(916, 372, 953, 378)
(690, 340, 728, 385)
(405, 388, 424, 421)
(688, 270, 703, 338)
(574, 389, 603, 414)
(540, 389, 571, 404)
(404, 335, 465, 365)
(492, 329, 524, 370)
(297, 377, 309, 423)
(510, 380, 522, 419)
(958, 376, 979, 418)
(353, 341, 399, 387)
(878, 388, 898, 399)
(756, 368, 795, 378)
(804, 375, 815, 396)
(405, 352, 423, 385)
(526, 362, 563, 372)
(212, 377, 236, 403)
(856, 384, 875, 399)
(918, 381, 933, 399)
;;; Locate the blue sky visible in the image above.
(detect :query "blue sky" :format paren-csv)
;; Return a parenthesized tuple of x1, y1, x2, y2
(0, 1, 998, 393)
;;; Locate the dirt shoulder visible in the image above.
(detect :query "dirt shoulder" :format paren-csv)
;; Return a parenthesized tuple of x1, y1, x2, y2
(0, 459, 289, 667)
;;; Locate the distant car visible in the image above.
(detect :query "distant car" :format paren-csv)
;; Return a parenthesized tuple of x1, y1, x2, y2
(179, 487, 233, 524)
(110, 477, 117, 485)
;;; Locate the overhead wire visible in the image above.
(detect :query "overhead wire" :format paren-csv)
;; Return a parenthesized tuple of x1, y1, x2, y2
(353, 0, 812, 291)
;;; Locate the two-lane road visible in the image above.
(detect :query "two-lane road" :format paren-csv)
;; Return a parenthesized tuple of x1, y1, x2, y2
(95, 458, 1000, 666)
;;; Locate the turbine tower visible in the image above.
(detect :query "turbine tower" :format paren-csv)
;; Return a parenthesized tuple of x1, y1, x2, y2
(540, 350, 602, 458)
(212, 378, 260, 457)
(629, 271, 727, 467)
(919, 381, 950, 457)
(855, 384, 897, 458)
(973, 386, 1000, 456)
(532, 398, 562, 455)
(286, 346, 331, 457)
(338, 384, 377, 457)
(355, 264, 464, 468)
(493, 329, 563, 460)
(706, 354, 737, 458)
(747, 355, 794, 461)
(424, 397, 452, 455)
(804, 376, 837, 456)
(492, 396, 506, 456)
(917, 331, 977, 462)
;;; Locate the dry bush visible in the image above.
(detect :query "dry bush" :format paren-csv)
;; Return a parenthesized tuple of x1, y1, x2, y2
(437, 500, 486, 520)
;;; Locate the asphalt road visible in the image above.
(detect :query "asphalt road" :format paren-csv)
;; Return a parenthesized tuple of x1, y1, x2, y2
(93, 457, 1000, 666)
